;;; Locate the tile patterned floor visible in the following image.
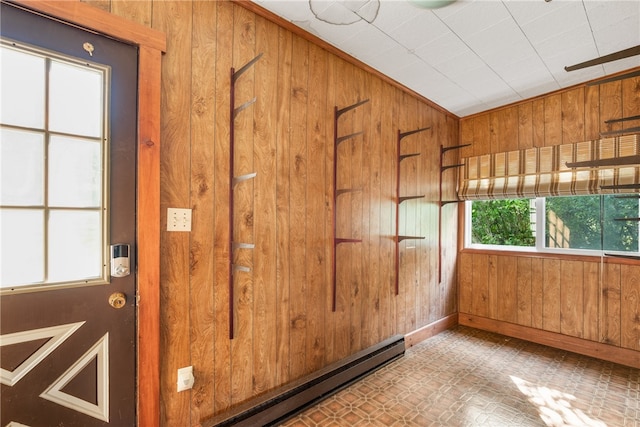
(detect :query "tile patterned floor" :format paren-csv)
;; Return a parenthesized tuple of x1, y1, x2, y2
(280, 326, 640, 426)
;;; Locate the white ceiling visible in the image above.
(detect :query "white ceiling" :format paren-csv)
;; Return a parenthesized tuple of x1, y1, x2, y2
(251, 0, 640, 117)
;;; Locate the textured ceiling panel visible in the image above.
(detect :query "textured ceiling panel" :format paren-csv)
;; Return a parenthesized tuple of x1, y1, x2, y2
(252, 0, 640, 117)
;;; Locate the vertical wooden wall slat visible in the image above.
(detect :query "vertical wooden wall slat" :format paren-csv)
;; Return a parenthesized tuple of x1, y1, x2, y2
(230, 5, 256, 405)
(542, 259, 561, 333)
(253, 15, 279, 395)
(561, 88, 585, 144)
(516, 257, 532, 327)
(155, 1, 193, 425)
(274, 26, 293, 386)
(621, 265, 640, 351)
(583, 262, 600, 342)
(305, 43, 328, 374)
(603, 263, 622, 346)
(560, 260, 584, 338)
(212, 1, 233, 413)
(349, 65, 365, 354)
(189, 1, 217, 420)
(288, 34, 309, 379)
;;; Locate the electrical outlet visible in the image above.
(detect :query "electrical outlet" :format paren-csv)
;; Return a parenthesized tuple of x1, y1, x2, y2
(177, 366, 194, 392)
(167, 208, 192, 232)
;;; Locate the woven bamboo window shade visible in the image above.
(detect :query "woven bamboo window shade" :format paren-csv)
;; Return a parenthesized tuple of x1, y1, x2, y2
(459, 134, 640, 200)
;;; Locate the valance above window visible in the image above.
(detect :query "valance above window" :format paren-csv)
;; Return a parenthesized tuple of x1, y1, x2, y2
(459, 134, 640, 200)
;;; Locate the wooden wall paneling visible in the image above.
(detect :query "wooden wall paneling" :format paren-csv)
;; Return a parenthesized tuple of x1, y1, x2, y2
(621, 264, 640, 351)
(600, 81, 622, 133)
(212, 0, 233, 413)
(516, 257, 532, 327)
(231, 4, 256, 404)
(155, 1, 193, 424)
(444, 115, 459, 316)
(473, 114, 491, 156)
(324, 54, 338, 365)
(379, 82, 396, 341)
(560, 260, 584, 338)
(458, 252, 473, 314)
(403, 93, 419, 333)
(459, 118, 474, 159)
(334, 59, 354, 361)
(622, 76, 640, 120)
(542, 258, 561, 333)
(274, 26, 293, 386)
(544, 94, 562, 146)
(518, 102, 533, 150)
(189, 1, 216, 421)
(305, 43, 328, 374)
(110, 0, 151, 26)
(583, 261, 600, 342)
(561, 88, 585, 144)
(395, 88, 408, 333)
(584, 85, 600, 141)
(493, 107, 518, 153)
(531, 258, 544, 328)
(471, 254, 489, 317)
(288, 34, 309, 379)
(425, 108, 437, 324)
(81, 0, 110, 12)
(348, 65, 365, 353)
(424, 106, 437, 322)
(357, 71, 374, 348)
(602, 263, 621, 346)
(253, 15, 279, 395)
(532, 98, 545, 148)
(497, 256, 518, 323)
(363, 73, 383, 348)
(487, 253, 498, 319)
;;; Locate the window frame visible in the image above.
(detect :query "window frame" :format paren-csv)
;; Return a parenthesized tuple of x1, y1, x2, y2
(465, 197, 640, 258)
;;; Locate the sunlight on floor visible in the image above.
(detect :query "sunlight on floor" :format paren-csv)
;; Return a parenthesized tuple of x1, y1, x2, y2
(511, 375, 607, 427)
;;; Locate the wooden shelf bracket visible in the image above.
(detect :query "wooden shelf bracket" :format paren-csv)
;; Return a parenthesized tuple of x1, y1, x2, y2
(228, 53, 262, 339)
(332, 99, 369, 312)
(394, 126, 430, 295)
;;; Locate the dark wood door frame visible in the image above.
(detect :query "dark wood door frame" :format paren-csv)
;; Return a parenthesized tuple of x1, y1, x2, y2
(11, 1, 165, 426)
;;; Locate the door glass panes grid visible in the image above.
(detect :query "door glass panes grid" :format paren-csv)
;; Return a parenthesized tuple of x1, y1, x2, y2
(0, 41, 109, 290)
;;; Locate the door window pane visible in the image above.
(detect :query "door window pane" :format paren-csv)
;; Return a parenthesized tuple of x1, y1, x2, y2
(0, 209, 44, 286)
(0, 45, 45, 128)
(0, 42, 108, 290)
(0, 128, 44, 206)
(49, 60, 103, 138)
(49, 135, 102, 208)
(48, 210, 102, 282)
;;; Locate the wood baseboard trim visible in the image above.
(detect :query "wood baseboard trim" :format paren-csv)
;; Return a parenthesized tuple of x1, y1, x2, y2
(458, 313, 640, 369)
(405, 314, 458, 348)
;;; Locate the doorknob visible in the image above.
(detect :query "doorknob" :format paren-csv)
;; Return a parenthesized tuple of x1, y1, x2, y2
(108, 292, 127, 309)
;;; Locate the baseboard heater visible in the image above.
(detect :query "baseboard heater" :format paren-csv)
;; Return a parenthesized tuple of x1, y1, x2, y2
(201, 335, 405, 427)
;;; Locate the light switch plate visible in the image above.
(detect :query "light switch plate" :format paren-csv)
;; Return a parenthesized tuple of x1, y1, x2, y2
(167, 208, 192, 232)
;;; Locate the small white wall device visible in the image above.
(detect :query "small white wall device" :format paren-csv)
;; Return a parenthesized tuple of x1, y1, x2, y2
(110, 244, 130, 278)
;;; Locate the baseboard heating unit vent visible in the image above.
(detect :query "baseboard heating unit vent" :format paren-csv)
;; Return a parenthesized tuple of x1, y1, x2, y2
(202, 334, 405, 427)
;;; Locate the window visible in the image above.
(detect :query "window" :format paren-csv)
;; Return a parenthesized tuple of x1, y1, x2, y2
(0, 42, 109, 290)
(466, 195, 640, 256)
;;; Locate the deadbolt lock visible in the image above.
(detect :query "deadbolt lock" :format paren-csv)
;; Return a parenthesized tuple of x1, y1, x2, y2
(108, 292, 127, 309)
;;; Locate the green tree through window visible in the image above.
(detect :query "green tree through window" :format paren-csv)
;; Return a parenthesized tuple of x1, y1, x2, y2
(471, 199, 535, 246)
